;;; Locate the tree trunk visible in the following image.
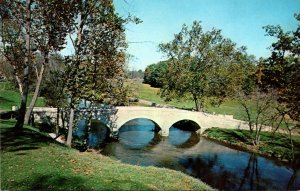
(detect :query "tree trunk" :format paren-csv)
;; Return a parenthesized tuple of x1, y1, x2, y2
(287, 169, 299, 190)
(193, 95, 202, 112)
(12, 66, 23, 96)
(288, 129, 295, 161)
(66, 106, 74, 146)
(14, 0, 31, 130)
(56, 107, 60, 135)
(16, 75, 23, 96)
(61, 108, 65, 130)
(24, 55, 46, 125)
(65, 12, 83, 146)
(271, 115, 284, 142)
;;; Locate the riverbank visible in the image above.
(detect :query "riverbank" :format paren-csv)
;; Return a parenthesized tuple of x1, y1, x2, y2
(203, 127, 300, 165)
(0, 120, 212, 190)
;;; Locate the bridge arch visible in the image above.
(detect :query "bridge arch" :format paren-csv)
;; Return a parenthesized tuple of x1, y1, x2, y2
(118, 118, 161, 133)
(169, 119, 201, 132)
(116, 113, 174, 136)
(117, 117, 202, 137)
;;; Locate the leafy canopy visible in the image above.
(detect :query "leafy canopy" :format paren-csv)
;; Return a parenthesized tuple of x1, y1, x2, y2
(261, 13, 300, 123)
(158, 21, 253, 111)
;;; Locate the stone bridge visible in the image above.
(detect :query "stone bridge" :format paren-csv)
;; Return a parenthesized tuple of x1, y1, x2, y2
(31, 106, 251, 136)
(112, 106, 249, 136)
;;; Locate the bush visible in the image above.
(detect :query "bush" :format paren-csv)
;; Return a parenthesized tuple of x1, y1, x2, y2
(37, 116, 56, 133)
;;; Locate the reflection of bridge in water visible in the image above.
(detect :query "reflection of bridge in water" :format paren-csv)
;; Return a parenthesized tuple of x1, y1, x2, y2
(32, 106, 250, 136)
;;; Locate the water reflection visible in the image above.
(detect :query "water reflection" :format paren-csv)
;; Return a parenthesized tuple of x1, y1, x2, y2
(118, 118, 160, 150)
(179, 153, 268, 190)
(287, 169, 300, 190)
(101, 118, 300, 190)
(238, 154, 260, 191)
(169, 127, 200, 148)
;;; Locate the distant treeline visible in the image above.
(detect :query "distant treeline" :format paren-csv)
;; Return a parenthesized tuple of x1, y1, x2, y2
(126, 69, 144, 79)
(143, 61, 168, 88)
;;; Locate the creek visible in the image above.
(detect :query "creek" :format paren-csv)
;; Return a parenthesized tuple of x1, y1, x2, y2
(100, 118, 300, 190)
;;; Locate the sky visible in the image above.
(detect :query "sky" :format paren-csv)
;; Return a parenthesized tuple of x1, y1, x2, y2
(112, 0, 299, 70)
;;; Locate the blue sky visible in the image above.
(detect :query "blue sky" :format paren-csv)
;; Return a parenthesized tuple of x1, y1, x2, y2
(113, 0, 299, 70)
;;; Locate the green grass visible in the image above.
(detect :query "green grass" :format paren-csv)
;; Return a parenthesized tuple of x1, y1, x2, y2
(204, 127, 300, 162)
(127, 80, 250, 120)
(0, 81, 45, 111)
(0, 120, 212, 191)
(205, 99, 248, 120)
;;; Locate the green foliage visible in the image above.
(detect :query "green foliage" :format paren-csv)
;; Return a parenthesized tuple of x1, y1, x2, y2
(63, 0, 131, 145)
(37, 115, 56, 133)
(1, 0, 79, 127)
(158, 21, 255, 111)
(0, 120, 212, 191)
(40, 54, 68, 108)
(65, 0, 128, 107)
(261, 13, 300, 124)
(143, 61, 168, 87)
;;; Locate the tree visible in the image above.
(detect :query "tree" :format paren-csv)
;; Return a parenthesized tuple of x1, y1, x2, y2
(238, 88, 278, 146)
(23, 0, 77, 124)
(0, 0, 76, 129)
(64, 0, 129, 146)
(41, 53, 68, 134)
(11, 0, 32, 130)
(261, 13, 300, 125)
(143, 61, 168, 87)
(159, 21, 246, 111)
(259, 13, 300, 159)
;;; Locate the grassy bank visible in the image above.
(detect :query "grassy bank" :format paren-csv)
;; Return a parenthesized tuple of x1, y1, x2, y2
(127, 79, 250, 120)
(203, 127, 300, 163)
(0, 81, 45, 111)
(0, 120, 212, 190)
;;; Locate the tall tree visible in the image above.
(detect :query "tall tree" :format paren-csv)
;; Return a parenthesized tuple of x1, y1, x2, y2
(64, 0, 128, 146)
(0, 0, 77, 129)
(23, 0, 77, 124)
(159, 21, 245, 111)
(11, 0, 32, 130)
(261, 13, 300, 126)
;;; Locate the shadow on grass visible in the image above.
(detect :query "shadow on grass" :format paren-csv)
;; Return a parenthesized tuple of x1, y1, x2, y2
(215, 128, 250, 143)
(0, 96, 16, 110)
(228, 130, 249, 142)
(0, 96, 15, 104)
(0, 120, 59, 153)
(14, 174, 88, 191)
